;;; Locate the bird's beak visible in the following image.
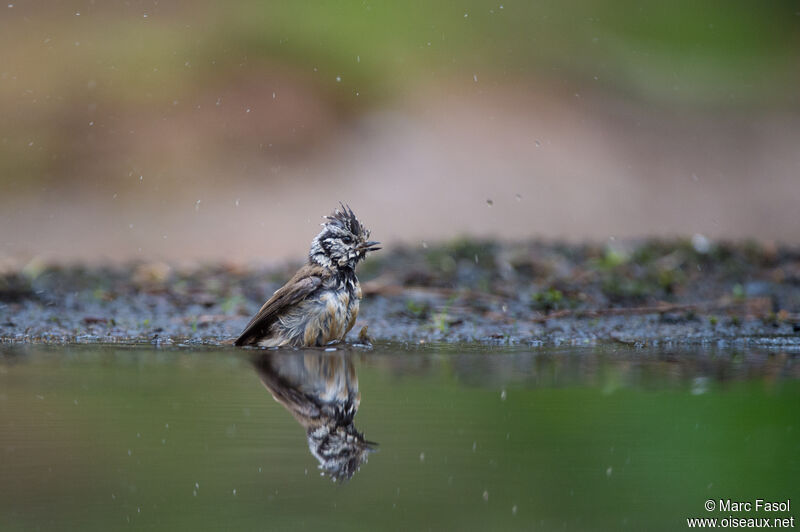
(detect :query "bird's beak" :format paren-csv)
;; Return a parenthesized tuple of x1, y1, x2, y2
(359, 240, 381, 252)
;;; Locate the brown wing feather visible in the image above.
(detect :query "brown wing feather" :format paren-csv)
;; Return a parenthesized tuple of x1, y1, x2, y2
(235, 264, 328, 346)
(252, 354, 322, 420)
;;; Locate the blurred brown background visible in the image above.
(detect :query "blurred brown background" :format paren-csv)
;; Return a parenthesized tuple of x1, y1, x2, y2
(1, 0, 798, 265)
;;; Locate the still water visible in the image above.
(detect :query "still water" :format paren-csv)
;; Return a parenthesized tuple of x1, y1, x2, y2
(0, 344, 797, 531)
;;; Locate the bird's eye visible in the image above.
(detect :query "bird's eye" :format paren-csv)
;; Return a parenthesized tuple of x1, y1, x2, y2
(342, 236, 353, 244)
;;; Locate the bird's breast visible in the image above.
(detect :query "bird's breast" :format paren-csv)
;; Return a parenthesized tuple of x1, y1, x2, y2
(287, 275, 361, 346)
(298, 288, 348, 345)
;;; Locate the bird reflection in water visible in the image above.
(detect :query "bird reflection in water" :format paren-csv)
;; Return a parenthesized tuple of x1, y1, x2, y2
(252, 351, 376, 482)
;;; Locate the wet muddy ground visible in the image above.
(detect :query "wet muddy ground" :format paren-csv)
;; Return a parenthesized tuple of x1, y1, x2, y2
(1, 238, 799, 348)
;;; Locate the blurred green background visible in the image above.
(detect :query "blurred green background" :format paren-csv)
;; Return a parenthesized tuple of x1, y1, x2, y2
(1, 1, 799, 263)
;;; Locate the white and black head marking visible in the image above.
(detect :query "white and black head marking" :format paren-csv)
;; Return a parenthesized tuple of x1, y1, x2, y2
(310, 204, 380, 269)
(308, 422, 375, 483)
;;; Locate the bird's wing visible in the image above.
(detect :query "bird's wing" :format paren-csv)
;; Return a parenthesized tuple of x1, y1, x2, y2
(235, 264, 327, 346)
(252, 354, 322, 420)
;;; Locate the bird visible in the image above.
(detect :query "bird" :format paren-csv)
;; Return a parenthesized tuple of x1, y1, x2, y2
(235, 204, 380, 347)
(252, 351, 375, 482)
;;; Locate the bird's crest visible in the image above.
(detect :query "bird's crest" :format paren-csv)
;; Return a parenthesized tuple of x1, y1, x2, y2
(323, 203, 366, 237)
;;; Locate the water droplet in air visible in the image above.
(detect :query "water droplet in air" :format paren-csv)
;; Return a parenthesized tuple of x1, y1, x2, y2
(512, 505, 518, 515)
(534, 140, 541, 147)
(515, 193, 522, 201)
(692, 233, 711, 254)
(486, 199, 493, 207)
(500, 389, 507, 401)
(606, 466, 613, 477)
(473, 74, 478, 82)
(335, 75, 342, 82)
(482, 490, 489, 502)
(419, 452, 425, 462)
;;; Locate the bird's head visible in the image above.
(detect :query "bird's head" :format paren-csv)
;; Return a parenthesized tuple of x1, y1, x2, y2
(309, 204, 380, 269)
(308, 423, 376, 483)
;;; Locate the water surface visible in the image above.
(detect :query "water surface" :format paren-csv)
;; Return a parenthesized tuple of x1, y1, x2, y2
(0, 344, 797, 531)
